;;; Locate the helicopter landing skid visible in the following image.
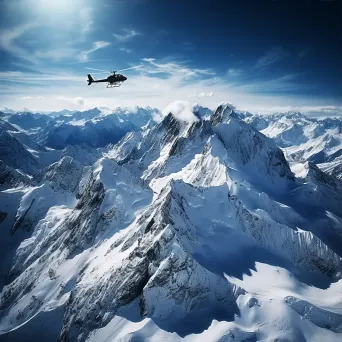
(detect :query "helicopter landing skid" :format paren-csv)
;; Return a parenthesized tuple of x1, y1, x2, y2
(107, 82, 122, 88)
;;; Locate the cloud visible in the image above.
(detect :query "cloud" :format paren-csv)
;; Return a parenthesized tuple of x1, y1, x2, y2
(199, 92, 214, 97)
(245, 105, 342, 118)
(80, 8, 93, 35)
(141, 58, 215, 78)
(21, 96, 32, 100)
(78, 41, 111, 62)
(0, 9, 94, 64)
(37, 96, 44, 100)
(162, 100, 199, 123)
(119, 47, 132, 54)
(0, 70, 84, 84)
(295, 105, 342, 118)
(58, 96, 84, 107)
(188, 92, 214, 98)
(236, 74, 303, 93)
(254, 47, 284, 69)
(227, 68, 243, 77)
(35, 47, 78, 61)
(74, 97, 85, 106)
(0, 23, 39, 63)
(113, 29, 142, 41)
(298, 47, 311, 59)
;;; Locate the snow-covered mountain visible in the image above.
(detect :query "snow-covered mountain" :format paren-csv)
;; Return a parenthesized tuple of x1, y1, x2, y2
(0, 103, 342, 342)
(1, 107, 160, 150)
(319, 155, 342, 180)
(6, 112, 52, 130)
(245, 112, 342, 179)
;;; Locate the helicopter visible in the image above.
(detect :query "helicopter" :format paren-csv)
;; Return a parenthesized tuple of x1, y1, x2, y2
(85, 65, 142, 88)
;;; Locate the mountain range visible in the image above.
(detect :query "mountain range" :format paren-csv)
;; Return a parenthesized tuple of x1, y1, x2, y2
(0, 103, 341, 342)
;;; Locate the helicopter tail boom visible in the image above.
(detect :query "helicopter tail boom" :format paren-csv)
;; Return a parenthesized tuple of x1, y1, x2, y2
(87, 74, 94, 85)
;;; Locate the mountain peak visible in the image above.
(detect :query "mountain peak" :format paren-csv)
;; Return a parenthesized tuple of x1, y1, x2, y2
(210, 102, 238, 125)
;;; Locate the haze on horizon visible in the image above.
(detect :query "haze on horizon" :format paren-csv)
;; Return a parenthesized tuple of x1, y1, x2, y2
(0, 0, 341, 116)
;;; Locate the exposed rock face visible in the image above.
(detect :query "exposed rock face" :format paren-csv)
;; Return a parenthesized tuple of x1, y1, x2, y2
(0, 128, 38, 175)
(210, 102, 237, 125)
(35, 156, 83, 193)
(0, 161, 30, 190)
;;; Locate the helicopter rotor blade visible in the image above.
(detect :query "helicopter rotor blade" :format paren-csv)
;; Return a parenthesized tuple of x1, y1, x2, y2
(116, 65, 143, 72)
(85, 67, 109, 72)
(88, 72, 108, 75)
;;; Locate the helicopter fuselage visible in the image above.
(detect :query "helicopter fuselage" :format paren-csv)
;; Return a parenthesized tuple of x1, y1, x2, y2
(96, 74, 127, 83)
(87, 73, 127, 87)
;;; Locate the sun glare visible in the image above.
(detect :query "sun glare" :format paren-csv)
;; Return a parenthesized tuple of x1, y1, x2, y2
(38, 0, 73, 11)
(32, 0, 83, 15)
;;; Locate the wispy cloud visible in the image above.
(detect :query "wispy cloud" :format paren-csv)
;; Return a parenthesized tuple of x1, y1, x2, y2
(58, 96, 85, 106)
(119, 47, 132, 54)
(162, 100, 199, 123)
(0, 6, 94, 64)
(80, 8, 93, 35)
(188, 92, 214, 98)
(113, 28, 142, 41)
(21, 96, 32, 100)
(78, 41, 111, 62)
(247, 105, 342, 117)
(254, 47, 284, 69)
(35, 47, 78, 61)
(141, 58, 215, 78)
(0, 70, 84, 86)
(0, 23, 39, 63)
(298, 47, 311, 59)
(227, 68, 243, 77)
(300, 106, 342, 118)
(236, 74, 302, 93)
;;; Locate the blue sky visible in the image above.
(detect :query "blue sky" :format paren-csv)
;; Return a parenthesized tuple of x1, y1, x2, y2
(0, 0, 341, 115)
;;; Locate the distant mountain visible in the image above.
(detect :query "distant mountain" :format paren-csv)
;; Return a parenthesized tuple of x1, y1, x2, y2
(47, 109, 76, 117)
(39, 110, 155, 149)
(40, 118, 132, 149)
(59, 108, 101, 123)
(192, 103, 213, 119)
(7, 112, 52, 130)
(245, 112, 342, 179)
(107, 106, 160, 129)
(0, 106, 160, 150)
(0, 107, 18, 115)
(319, 155, 342, 179)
